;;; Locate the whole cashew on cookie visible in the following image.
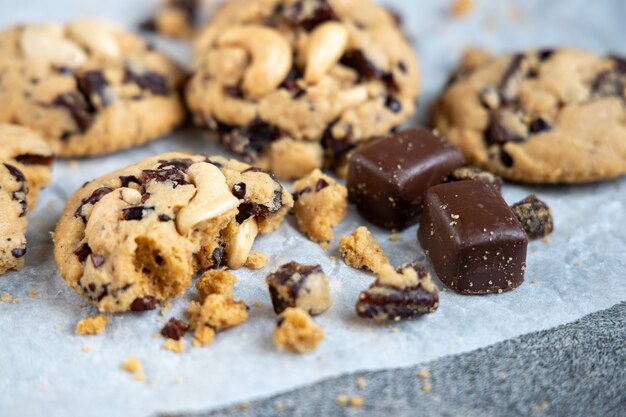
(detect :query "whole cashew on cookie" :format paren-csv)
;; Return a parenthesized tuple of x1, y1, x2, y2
(218, 25, 292, 99)
(304, 22, 349, 84)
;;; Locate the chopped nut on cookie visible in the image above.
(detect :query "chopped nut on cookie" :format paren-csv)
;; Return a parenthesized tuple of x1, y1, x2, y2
(339, 227, 389, 274)
(75, 315, 108, 335)
(266, 262, 333, 316)
(356, 262, 439, 321)
(511, 194, 554, 240)
(273, 307, 324, 353)
(292, 169, 347, 245)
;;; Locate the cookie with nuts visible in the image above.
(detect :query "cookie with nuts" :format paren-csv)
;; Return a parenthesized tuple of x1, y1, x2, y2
(0, 20, 186, 157)
(0, 124, 53, 275)
(53, 152, 293, 312)
(431, 48, 626, 183)
(186, 0, 420, 179)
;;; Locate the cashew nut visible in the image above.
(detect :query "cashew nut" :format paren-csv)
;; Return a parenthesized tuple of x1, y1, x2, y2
(21, 25, 87, 68)
(224, 217, 259, 269)
(334, 86, 369, 112)
(218, 26, 292, 99)
(176, 163, 240, 235)
(304, 22, 349, 84)
(67, 19, 121, 59)
(85, 188, 142, 237)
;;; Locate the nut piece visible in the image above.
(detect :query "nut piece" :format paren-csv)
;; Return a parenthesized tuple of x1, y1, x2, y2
(21, 24, 88, 68)
(223, 217, 259, 269)
(339, 226, 389, 274)
(218, 26, 292, 99)
(75, 315, 108, 335)
(266, 261, 333, 316)
(511, 194, 554, 240)
(244, 252, 270, 270)
(67, 19, 121, 58)
(195, 268, 237, 299)
(273, 307, 324, 353)
(176, 162, 240, 235)
(304, 22, 349, 84)
(356, 262, 439, 321)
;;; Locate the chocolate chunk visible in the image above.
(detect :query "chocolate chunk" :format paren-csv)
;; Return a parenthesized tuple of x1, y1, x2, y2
(11, 247, 26, 258)
(232, 182, 246, 199)
(498, 53, 526, 102)
(3, 163, 25, 183)
(224, 119, 280, 160)
(119, 175, 141, 188)
(130, 296, 158, 312)
(500, 148, 514, 167)
(235, 203, 260, 224)
(122, 206, 154, 221)
(591, 69, 625, 99)
(610, 55, 626, 73)
(74, 243, 92, 262)
(211, 246, 224, 269)
(347, 128, 464, 229)
(78, 70, 111, 106)
(52, 93, 95, 131)
(157, 158, 193, 171)
(15, 154, 54, 166)
(141, 167, 188, 187)
(529, 117, 552, 134)
(356, 262, 439, 321)
(266, 262, 332, 316)
(158, 214, 172, 222)
(511, 194, 554, 240)
(538, 49, 555, 61)
(91, 254, 106, 268)
(447, 166, 503, 192)
(74, 187, 113, 220)
(486, 110, 527, 146)
(224, 85, 243, 98)
(340, 49, 384, 80)
(315, 178, 329, 192)
(418, 181, 528, 295)
(283, 0, 338, 31)
(123, 68, 169, 96)
(322, 124, 354, 161)
(279, 65, 305, 95)
(292, 186, 311, 201)
(161, 317, 189, 340)
(385, 95, 402, 113)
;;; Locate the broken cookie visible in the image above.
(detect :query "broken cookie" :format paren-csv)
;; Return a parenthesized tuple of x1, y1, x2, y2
(195, 268, 237, 299)
(339, 226, 389, 274)
(140, 0, 201, 39)
(187, 294, 248, 347)
(446, 165, 503, 191)
(266, 262, 333, 316)
(511, 194, 554, 240)
(273, 307, 324, 353)
(292, 169, 347, 246)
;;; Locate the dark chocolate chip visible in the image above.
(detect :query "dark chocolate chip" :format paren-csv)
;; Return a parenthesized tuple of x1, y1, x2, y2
(158, 214, 172, 222)
(14, 154, 54, 166)
(315, 178, 329, 192)
(161, 317, 188, 340)
(123, 68, 169, 95)
(141, 168, 188, 187)
(293, 186, 311, 201)
(529, 117, 552, 134)
(486, 110, 526, 146)
(11, 247, 26, 258)
(384, 95, 402, 113)
(235, 203, 260, 224)
(91, 254, 105, 268)
(138, 18, 157, 32)
(119, 175, 141, 188)
(224, 118, 280, 160)
(74, 243, 92, 262)
(3, 163, 25, 183)
(609, 54, 626, 73)
(130, 296, 158, 312)
(122, 206, 153, 221)
(591, 69, 625, 99)
(340, 49, 385, 80)
(279, 65, 304, 95)
(538, 49, 555, 61)
(232, 182, 246, 199)
(321, 123, 354, 161)
(398, 61, 407, 73)
(283, 0, 338, 31)
(498, 53, 525, 101)
(78, 70, 111, 106)
(500, 148, 514, 167)
(74, 187, 113, 220)
(52, 93, 95, 131)
(157, 158, 193, 171)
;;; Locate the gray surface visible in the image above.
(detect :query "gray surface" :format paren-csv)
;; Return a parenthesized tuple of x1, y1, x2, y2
(179, 302, 626, 417)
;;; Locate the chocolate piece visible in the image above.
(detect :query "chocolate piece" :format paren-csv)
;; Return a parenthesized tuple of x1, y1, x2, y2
(266, 262, 332, 316)
(11, 247, 27, 258)
(447, 166, 503, 192)
(123, 68, 169, 96)
(510, 194, 554, 240)
(161, 317, 189, 340)
(356, 262, 439, 321)
(130, 296, 158, 312)
(14, 154, 54, 166)
(121, 205, 154, 221)
(119, 175, 141, 188)
(74, 243, 92, 262)
(52, 92, 95, 131)
(418, 181, 528, 294)
(347, 128, 464, 229)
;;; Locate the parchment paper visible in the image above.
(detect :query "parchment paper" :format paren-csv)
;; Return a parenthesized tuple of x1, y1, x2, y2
(1, 1, 625, 416)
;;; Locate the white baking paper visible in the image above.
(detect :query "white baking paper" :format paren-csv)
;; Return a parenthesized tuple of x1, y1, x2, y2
(1, 1, 625, 416)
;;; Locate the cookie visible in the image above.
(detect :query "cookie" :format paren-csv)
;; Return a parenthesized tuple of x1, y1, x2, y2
(0, 124, 53, 275)
(292, 169, 347, 245)
(140, 0, 201, 39)
(0, 124, 54, 208)
(186, 0, 420, 179)
(53, 153, 293, 312)
(431, 48, 626, 183)
(0, 20, 186, 157)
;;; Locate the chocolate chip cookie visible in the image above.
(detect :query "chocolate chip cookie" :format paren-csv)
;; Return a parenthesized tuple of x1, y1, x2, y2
(186, 0, 420, 179)
(431, 48, 626, 183)
(140, 0, 201, 39)
(53, 153, 293, 312)
(0, 124, 53, 275)
(0, 20, 186, 157)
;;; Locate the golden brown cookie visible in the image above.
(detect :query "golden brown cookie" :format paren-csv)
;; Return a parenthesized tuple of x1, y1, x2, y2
(0, 20, 186, 157)
(53, 153, 292, 312)
(431, 48, 626, 183)
(187, 0, 420, 179)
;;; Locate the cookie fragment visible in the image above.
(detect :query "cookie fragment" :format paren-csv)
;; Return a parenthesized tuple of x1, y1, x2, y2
(511, 194, 554, 240)
(187, 294, 248, 346)
(273, 307, 324, 353)
(140, 0, 200, 39)
(244, 252, 270, 269)
(356, 262, 439, 321)
(75, 315, 108, 335)
(292, 169, 347, 245)
(195, 268, 237, 298)
(266, 262, 333, 316)
(339, 226, 389, 274)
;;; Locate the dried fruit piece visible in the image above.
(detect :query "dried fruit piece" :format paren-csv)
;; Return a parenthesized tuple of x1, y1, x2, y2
(266, 262, 332, 316)
(510, 194, 554, 240)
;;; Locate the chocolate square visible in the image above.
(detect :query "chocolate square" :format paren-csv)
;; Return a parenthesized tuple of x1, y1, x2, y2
(418, 180, 528, 294)
(347, 128, 463, 229)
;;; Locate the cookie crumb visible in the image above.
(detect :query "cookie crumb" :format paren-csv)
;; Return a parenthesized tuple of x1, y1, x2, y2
(163, 339, 185, 353)
(530, 400, 550, 412)
(339, 227, 389, 274)
(54, 324, 61, 332)
(274, 401, 285, 412)
(245, 252, 270, 269)
(82, 345, 92, 353)
(389, 326, 400, 333)
(450, 0, 473, 16)
(266, 262, 332, 316)
(542, 236, 552, 244)
(41, 380, 49, 390)
(389, 231, 400, 241)
(27, 288, 37, 299)
(122, 356, 143, 377)
(252, 301, 264, 308)
(177, 376, 185, 385)
(335, 394, 348, 406)
(160, 301, 172, 317)
(238, 402, 249, 411)
(531, 278, 539, 284)
(574, 260, 582, 267)
(422, 383, 432, 393)
(418, 369, 431, 380)
(195, 268, 237, 299)
(356, 377, 367, 389)
(349, 395, 364, 408)
(192, 325, 215, 348)
(1, 292, 10, 302)
(75, 315, 108, 336)
(273, 307, 324, 353)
